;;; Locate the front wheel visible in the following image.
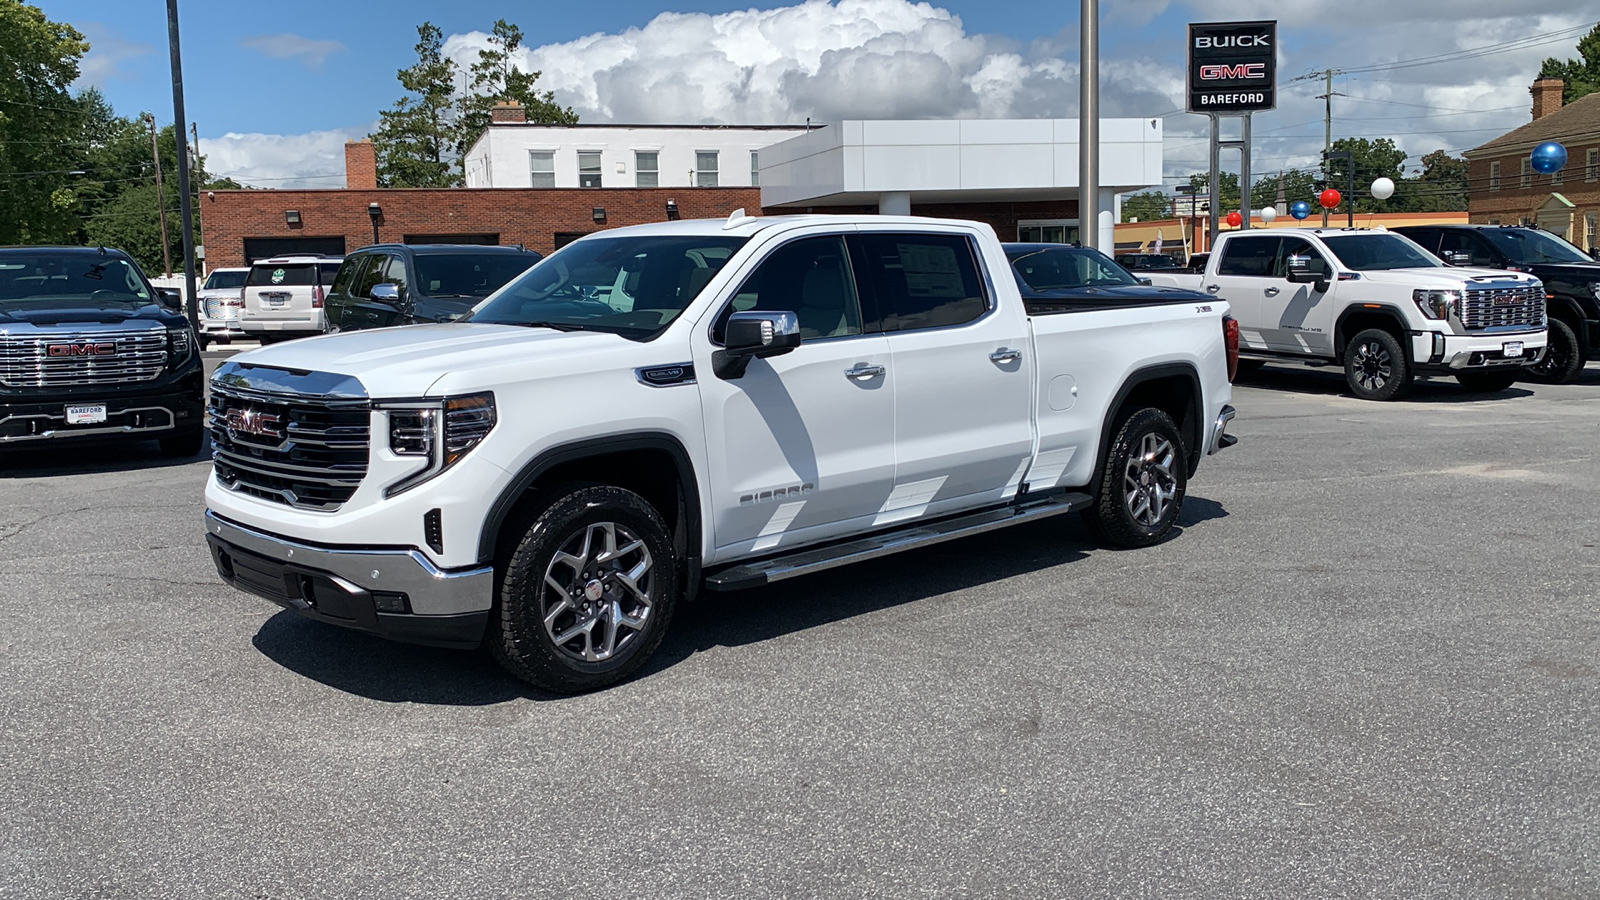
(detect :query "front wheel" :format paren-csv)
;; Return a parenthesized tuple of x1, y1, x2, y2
(1344, 328, 1412, 401)
(1521, 318, 1584, 384)
(490, 484, 679, 693)
(1082, 408, 1187, 548)
(1455, 370, 1519, 393)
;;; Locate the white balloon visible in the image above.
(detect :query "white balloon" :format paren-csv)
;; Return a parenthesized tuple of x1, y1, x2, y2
(1259, 206, 1278, 223)
(1371, 177, 1396, 200)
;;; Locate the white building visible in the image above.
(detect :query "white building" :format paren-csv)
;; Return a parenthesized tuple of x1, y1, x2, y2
(463, 105, 804, 189)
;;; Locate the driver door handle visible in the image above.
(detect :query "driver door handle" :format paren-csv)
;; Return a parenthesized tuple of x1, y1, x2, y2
(989, 349, 1022, 364)
(1264, 286, 1280, 296)
(1206, 284, 1221, 293)
(844, 363, 885, 380)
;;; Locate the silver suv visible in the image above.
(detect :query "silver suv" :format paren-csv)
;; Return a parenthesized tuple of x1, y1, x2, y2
(197, 266, 249, 349)
(241, 255, 343, 343)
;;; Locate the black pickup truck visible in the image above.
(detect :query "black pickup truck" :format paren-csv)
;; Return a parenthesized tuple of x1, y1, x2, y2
(1394, 224, 1599, 384)
(0, 246, 204, 455)
(1004, 243, 1215, 310)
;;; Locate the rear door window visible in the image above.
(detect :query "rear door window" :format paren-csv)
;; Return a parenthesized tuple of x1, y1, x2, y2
(1216, 236, 1281, 277)
(856, 233, 988, 332)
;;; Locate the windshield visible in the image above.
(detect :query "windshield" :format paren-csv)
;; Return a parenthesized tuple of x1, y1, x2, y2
(1322, 234, 1441, 271)
(1479, 228, 1591, 264)
(1008, 247, 1139, 290)
(415, 253, 540, 298)
(468, 235, 748, 338)
(203, 270, 247, 290)
(0, 254, 153, 310)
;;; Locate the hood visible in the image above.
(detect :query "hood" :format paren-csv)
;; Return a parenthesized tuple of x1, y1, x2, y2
(1354, 267, 1541, 291)
(1525, 261, 1600, 284)
(0, 300, 185, 328)
(223, 322, 627, 397)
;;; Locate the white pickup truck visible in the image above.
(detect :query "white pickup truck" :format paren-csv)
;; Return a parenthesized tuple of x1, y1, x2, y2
(1147, 228, 1547, 400)
(203, 214, 1237, 692)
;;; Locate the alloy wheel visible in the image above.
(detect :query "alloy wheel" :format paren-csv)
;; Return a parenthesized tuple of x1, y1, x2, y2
(1351, 340, 1392, 393)
(540, 522, 655, 663)
(1122, 432, 1178, 526)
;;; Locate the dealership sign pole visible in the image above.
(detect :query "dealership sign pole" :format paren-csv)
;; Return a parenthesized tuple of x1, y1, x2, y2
(1188, 21, 1276, 245)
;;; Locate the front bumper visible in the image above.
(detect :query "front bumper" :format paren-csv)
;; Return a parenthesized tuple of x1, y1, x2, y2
(203, 510, 492, 649)
(0, 387, 204, 444)
(1411, 330, 1546, 372)
(200, 318, 244, 339)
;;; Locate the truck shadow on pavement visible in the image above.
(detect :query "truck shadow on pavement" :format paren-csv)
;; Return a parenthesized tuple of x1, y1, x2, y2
(249, 496, 1229, 704)
(1237, 364, 1536, 402)
(0, 441, 209, 478)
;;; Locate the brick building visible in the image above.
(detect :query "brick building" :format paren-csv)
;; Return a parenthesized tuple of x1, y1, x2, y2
(1465, 77, 1600, 250)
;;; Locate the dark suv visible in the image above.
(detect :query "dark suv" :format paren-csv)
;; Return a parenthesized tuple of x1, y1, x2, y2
(1114, 252, 1186, 271)
(1394, 224, 1599, 383)
(0, 246, 204, 456)
(325, 244, 542, 332)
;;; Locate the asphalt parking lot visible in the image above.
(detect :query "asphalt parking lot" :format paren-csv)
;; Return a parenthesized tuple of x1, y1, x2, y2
(1, 355, 1596, 899)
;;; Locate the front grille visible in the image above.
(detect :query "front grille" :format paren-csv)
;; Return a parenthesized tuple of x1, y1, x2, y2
(209, 385, 370, 510)
(1461, 285, 1544, 331)
(203, 297, 242, 318)
(0, 327, 168, 388)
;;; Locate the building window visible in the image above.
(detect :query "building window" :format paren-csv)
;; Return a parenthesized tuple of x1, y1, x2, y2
(1587, 148, 1598, 183)
(695, 151, 719, 187)
(1017, 221, 1081, 244)
(635, 151, 659, 188)
(1489, 161, 1500, 191)
(1587, 212, 1599, 250)
(529, 150, 555, 188)
(1488, 218, 1500, 225)
(750, 151, 760, 187)
(1520, 157, 1532, 188)
(578, 151, 602, 188)
(1553, 164, 1564, 186)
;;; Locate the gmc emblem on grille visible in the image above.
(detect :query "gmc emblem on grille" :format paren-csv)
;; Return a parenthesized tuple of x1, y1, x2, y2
(225, 407, 283, 439)
(46, 342, 116, 357)
(1491, 295, 1520, 306)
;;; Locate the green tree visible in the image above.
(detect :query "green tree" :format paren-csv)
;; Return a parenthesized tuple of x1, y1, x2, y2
(1395, 150, 1469, 213)
(1186, 172, 1241, 211)
(1250, 169, 1320, 213)
(1120, 190, 1171, 222)
(1538, 23, 1600, 104)
(1321, 137, 1407, 213)
(455, 19, 576, 162)
(372, 23, 461, 188)
(0, 2, 89, 245)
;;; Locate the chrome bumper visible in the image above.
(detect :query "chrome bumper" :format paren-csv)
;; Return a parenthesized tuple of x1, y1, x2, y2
(203, 509, 492, 616)
(1208, 405, 1237, 455)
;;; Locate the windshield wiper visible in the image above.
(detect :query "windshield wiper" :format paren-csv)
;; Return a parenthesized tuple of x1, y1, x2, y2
(508, 320, 586, 332)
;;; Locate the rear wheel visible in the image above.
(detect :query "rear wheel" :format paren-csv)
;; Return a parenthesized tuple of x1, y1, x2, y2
(1082, 408, 1187, 548)
(1455, 370, 1519, 393)
(490, 484, 679, 693)
(1521, 317, 1584, 384)
(1344, 328, 1412, 401)
(196, 334, 210, 352)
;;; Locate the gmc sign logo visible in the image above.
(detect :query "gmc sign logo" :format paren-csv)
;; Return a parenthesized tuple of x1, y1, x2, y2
(225, 407, 283, 440)
(47, 342, 116, 357)
(1199, 63, 1266, 81)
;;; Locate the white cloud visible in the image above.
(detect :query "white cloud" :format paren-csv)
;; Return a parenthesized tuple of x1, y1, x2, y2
(201, 126, 370, 189)
(241, 33, 346, 68)
(75, 22, 154, 88)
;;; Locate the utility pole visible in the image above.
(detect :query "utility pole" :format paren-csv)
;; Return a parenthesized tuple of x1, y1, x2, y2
(1313, 68, 1344, 227)
(147, 115, 173, 277)
(166, 0, 199, 327)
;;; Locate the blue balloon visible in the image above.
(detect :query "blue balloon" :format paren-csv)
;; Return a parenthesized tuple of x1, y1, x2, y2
(1290, 200, 1312, 220)
(1530, 141, 1568, 174)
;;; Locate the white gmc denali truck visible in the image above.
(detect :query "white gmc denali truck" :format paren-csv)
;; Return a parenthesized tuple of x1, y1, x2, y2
(204, 214, 1238, 692)
(1147, 228, 1547, 400)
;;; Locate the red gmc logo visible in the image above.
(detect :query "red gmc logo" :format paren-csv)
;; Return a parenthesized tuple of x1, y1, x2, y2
(225, 408, 283, 439)
(47, 342, 116, 357)
(1199, 63, 1267, 81)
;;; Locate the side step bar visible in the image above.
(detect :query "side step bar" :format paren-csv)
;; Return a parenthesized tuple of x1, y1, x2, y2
(704, 491, 1092, 591)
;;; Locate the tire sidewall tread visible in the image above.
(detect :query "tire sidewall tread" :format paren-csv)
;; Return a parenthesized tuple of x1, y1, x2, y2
(1084, 408, 1188, 549)
(1344, 328, 1412, 401)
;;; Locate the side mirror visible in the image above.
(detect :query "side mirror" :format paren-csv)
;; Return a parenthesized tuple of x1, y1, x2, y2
(1442, 250, 1473, 266)
(713, 310, 801, 380)
(1285, 257, 1320, 284)
(370, 282, 402, 304)
(155, 287, 182, 309)
(1590, 247, 1599, 261)
(1137, 276, 1153, 286)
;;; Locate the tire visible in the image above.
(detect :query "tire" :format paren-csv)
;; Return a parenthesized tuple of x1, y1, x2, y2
(1455, 370, 1519, 393)
(1082, 408, 1188, 549)
(490, 484, 679, 693)
(196, 334, 210, 352)
(1521, 317, 1584, 385)
(1344, 328, 1412, 401)
(158, 428, 205, 458)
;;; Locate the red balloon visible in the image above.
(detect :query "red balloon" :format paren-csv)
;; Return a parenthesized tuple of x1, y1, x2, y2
(1225, 211, 1243, 228)
(1319, 189, 1342, 209)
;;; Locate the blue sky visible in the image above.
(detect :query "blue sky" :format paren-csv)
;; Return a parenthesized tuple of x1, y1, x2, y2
(43, 0, 1597, 188)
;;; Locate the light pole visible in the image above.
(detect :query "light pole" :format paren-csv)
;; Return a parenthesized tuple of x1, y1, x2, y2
(1079, 0, 1100, 252)
(165, 0, 198, 327)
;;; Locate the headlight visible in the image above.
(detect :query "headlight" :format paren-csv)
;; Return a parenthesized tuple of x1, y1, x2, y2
(166, 327, 192, 359)
(1412, 289, 1460, 320)
(380, 392, 496, 496)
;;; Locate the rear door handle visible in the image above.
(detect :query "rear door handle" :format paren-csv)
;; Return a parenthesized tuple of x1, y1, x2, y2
(1264, 286, 1280, 296)
(1206, 284, 1221, 293)
(844, 363, 885, 379)
(989, 349, 1022, 364)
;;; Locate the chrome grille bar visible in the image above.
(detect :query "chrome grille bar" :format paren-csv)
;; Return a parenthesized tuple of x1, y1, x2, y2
(1460, 285, 1545, 331)
(0, 327, 167, 387)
